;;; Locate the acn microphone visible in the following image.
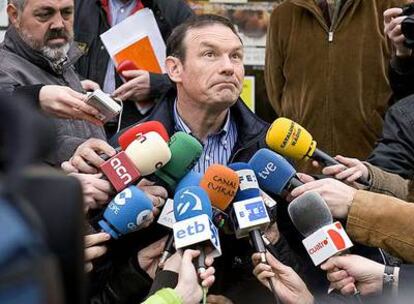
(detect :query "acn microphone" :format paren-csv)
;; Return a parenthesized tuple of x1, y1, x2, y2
(100, 131, 171, 192)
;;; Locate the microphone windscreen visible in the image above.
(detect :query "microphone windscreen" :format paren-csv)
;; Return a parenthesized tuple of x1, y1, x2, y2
(176, 171, 203, 192)
(228, 162, 260, 201)
(99, 186, 153, 238)
(200, 164, 239, 212)
(249, 148, 296, 195)
(125, 131, 171, 176)
(173, 186, 212, 221)
(155, 132, 203, 189)
(288, 192, 333, 237)
(266, 117, 316, 161)
(118, 121, 169, 150)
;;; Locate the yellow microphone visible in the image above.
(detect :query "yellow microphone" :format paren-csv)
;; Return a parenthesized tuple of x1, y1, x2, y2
(266, 118, 369, 185)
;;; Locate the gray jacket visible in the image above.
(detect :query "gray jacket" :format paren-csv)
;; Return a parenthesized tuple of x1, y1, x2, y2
(0, 27, 106, 166)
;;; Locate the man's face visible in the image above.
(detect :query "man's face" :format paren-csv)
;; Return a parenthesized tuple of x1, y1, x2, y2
(9, 0, 74, 61)
(174, 24, 245, 109)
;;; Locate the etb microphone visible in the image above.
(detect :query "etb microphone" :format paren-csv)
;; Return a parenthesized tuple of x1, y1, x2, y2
(118, 121, 170, 150)
(288, 192, 353, 266)
(99, 186, 153, 239)
(249, 148, 303, 196)
(266, 118, 369, 186)
(173, 186, 221, 260)
(100, 131, 171, 192)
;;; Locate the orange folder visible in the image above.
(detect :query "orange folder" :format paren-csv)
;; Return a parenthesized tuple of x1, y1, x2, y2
(114, 36, 162, 73)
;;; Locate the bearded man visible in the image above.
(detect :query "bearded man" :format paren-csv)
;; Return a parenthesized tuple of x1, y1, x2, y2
(0, 0, 110, 166)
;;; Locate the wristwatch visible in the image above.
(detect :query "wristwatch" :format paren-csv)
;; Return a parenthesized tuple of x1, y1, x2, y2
(383, 265, 395, 296)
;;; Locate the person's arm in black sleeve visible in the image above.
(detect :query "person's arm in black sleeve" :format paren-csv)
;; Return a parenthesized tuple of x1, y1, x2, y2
(13, 84, 45, 108)
(89, 256, 153, 304)
(148, 73, 174, 100)
(389, 55, 414, 101)
(368, 98, 414, 179)
(146, 270, 179, 298)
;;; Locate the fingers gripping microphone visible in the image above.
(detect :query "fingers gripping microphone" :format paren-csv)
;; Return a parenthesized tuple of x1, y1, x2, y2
(172, 186, 221, 272)
(99, 186, 153, 239)
(100, 131, 171, 192)
(266, 118, 369, 185)
(249, 148, 303, 196)
(118, 121, 170, 150)
(199, 164, 239, 230)
(288, 192, 353, 266)
(153, 132, 203, 193)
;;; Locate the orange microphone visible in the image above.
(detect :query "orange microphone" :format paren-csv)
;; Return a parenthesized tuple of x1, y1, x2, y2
(200, 164, 239, 229)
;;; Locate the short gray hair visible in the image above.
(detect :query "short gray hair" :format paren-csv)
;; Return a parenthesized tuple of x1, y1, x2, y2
(9, 0, 27, 11)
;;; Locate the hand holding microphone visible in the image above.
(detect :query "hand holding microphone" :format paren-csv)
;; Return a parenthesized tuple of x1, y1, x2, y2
(252, 251, 314, 304)
(321, 254, 388, 297)
(266, 118, 369, 186)
(320, 155, 369, 186)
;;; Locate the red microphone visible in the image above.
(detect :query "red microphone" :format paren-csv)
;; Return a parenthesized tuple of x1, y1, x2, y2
(117, 60, 140, 81)
(101, 132, 171, 192)
(118, 121, 169, 150)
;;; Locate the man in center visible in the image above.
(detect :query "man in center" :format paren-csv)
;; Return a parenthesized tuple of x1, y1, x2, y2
(123, 14, 305, 304)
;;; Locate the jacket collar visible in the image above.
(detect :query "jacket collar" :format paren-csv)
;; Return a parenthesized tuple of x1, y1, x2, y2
(145, 88, 269, 149)
(2, 26, 83, 75)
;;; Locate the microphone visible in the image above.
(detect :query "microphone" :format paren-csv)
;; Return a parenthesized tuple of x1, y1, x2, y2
(98, 186, 153, 239)
(118, 121, 170, 150)
(176, 171, 203, 192)
(249, 148, 303, 196)
(266, 118, 369, 186)
(158, 171, 202, 267)
(152, 132, 203, 193)
(288, 192, 353, 266)
(100, 131, 171, 192)
(117, 59, 139, 81)
(173, 186, 221, 272)
(228, 162, 280, 303)
(227, 163, 270, 243)
(199, 164, 239, 229)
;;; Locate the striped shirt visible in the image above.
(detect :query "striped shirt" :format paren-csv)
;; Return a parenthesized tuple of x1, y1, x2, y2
(173, 100, 238, 174)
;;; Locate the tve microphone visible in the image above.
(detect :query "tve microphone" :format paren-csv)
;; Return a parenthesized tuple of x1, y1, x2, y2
(118, 121, 170, 150)
(173, 186, 221, 271)
(153, 132, 203, 193)
(288, 192, 353, 266)
(100, 131, 171, 192)
(200, 164, 239, 229)
(249, 148, 303, 196)
(266, 118, 369, 185)
(99, 186, 153, 239)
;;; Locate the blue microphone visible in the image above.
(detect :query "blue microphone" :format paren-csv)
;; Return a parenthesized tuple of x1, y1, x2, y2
(229, 162, 280, 303)
(158, 177, 204, 267)
(99, 186, 153, 239)
(172, 186, 221, 271)
(228, 163, 270, 240)
(175, 171, 203, 192)
(249, 148, 303, 196)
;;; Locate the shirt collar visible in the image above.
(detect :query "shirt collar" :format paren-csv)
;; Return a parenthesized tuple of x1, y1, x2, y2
(173, 99, 232, 141)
